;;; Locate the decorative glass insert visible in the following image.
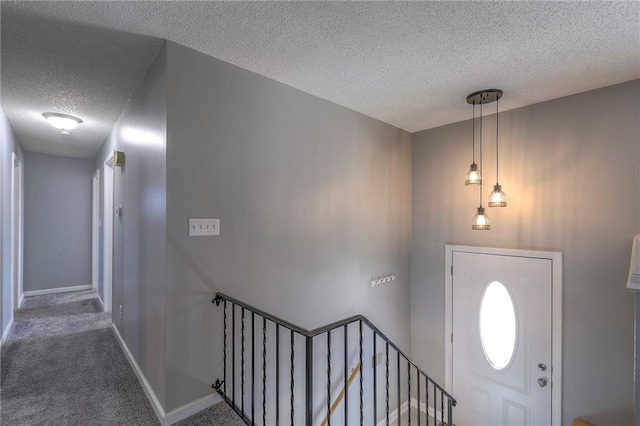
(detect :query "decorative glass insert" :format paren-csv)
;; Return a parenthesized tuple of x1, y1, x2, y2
(479, 281, 517, 370)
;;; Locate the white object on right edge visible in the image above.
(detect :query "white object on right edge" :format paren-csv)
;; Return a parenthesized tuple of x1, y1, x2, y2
(627, 233, 640, 291)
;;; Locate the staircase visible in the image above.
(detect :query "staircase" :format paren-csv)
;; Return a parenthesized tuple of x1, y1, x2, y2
(212, 293, 456, 426)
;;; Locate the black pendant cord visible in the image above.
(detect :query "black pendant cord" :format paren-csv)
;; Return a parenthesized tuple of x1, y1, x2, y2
(495, 98, 499, 185)
(479, 101, 483, 207)
(472, 103, 476, 163)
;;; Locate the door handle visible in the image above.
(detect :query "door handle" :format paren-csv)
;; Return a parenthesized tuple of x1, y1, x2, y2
(537, 363, 547, 371)
(537, 377, 548, 388)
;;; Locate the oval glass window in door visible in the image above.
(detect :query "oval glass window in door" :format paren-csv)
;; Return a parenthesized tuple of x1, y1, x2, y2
(479, 281, 517, 370)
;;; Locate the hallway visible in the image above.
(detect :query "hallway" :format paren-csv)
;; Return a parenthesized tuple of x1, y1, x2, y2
(0, 290, 242, 426)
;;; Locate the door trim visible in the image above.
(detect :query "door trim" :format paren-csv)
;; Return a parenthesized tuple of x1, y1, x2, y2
(92, 169, 100, 291)
(103, 153, 114, 313)
(444, 244, 563, 426)
(10, 153, 23, 311)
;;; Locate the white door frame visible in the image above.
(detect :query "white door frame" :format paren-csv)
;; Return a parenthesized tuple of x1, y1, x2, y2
(10, 153, 23, 310)
(92, 170, 100, 292)
(444, 244, 563, 426)
(103, 153, 114, 313)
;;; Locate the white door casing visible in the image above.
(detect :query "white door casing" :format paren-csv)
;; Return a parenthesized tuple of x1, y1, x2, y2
(92, 170, 100, 291)
(103, 154, 114, 313)
(445, 245, 562, 426)
(10, 153, 23, 310)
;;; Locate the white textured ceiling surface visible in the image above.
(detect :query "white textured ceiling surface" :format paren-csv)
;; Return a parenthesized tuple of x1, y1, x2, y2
(1, 4, 163, 158)
(2, 1, 639, 158)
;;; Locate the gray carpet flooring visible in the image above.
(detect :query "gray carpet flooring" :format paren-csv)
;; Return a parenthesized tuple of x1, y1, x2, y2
(0, 290, 243, 426)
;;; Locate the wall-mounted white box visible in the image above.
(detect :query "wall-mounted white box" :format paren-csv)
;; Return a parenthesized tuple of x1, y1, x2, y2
(189, 218, 220, 236)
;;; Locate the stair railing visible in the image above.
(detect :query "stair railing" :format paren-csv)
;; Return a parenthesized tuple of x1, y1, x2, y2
(213, 292, 456, 426)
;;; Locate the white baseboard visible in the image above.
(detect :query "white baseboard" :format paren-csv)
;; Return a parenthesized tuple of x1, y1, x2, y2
(375, 397, 445, 426)
(111, 323, 222, 426)
(18, 293, 24, 309)
(377, 400, 410, 426)
(1, 317, 14, 348)
(165, 393, 223, 425)
(23, 284, 93, 297)
(111, 323, 166, 425)
(95, 293, 105, 311)
(411, 396, 446, 421)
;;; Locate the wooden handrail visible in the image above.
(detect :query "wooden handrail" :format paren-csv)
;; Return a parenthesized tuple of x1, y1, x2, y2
(320, 362, 362, 426)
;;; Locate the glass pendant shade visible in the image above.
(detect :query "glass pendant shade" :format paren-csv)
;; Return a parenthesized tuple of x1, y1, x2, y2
(472, 206, 491, 230)
(488, 184, 507, 207)
(465, 163, 482, 186)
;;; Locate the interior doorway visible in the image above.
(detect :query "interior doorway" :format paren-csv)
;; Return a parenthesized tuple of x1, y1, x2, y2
(103, 153, 114, 313)
(10, 153, 23, 311)
(445, 245, 562, 426)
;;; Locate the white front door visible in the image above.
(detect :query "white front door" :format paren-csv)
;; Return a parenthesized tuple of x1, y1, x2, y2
(450, 250, 556, 426)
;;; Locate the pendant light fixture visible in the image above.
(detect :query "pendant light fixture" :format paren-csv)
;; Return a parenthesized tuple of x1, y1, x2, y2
(466, 89, 503, 230)
(465, 103, 481, 185)
(471, 99, 490, 230)
(488, 96, 507, 207)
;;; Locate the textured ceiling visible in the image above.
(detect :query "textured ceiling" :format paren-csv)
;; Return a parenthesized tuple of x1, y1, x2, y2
(2, 1, 639, 158)
(0, 5, 163, 158)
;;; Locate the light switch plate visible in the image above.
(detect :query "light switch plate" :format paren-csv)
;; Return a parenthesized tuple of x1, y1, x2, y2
(189, 218, 220, 236)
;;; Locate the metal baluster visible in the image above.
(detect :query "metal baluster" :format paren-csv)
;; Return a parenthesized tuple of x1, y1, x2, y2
(447, 399, 453, 426)
(440, 390, 444, 426)
(327, 330, 332, 426)
(433, 379, 438, 426)
(232, 304, 236, 406)
(373, 332, 377, 426)
(306, 336, 314, 426)
(263, 318, 267, 426)
(290, 331, 295, 426)
(242, 308, 245, 415)
(417, 371, 420, 426)
(252, 312, 255, 424)
(397, 353, 401, 426)
(425, 377, 429, 426)
(276, 325, 280, 426)
(407, 361, 411, 426)
(223, 300, 227, 396)
(359, 320, 363, 426)
(385, 343, 389, 426)
(344, 325, 348, 426)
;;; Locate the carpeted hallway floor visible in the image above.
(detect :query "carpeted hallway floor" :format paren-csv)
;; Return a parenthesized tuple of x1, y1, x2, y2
(0, 290, 242, 426)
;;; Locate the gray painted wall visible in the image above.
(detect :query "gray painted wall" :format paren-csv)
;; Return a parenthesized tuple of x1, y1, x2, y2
(411, 80, 639, 424)
(165, 41, 412, 412)
(23, 152, 93, 291)
(0, 107, 24, 339)
(93, 44, 167, 407)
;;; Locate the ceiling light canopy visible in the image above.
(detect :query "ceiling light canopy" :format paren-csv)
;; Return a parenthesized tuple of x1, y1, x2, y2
(42, 112, 82, 131)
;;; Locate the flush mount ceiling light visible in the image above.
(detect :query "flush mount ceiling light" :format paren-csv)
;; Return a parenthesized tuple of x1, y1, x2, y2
(466, 89, 507, 230)
(42, 112, 82, 133)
